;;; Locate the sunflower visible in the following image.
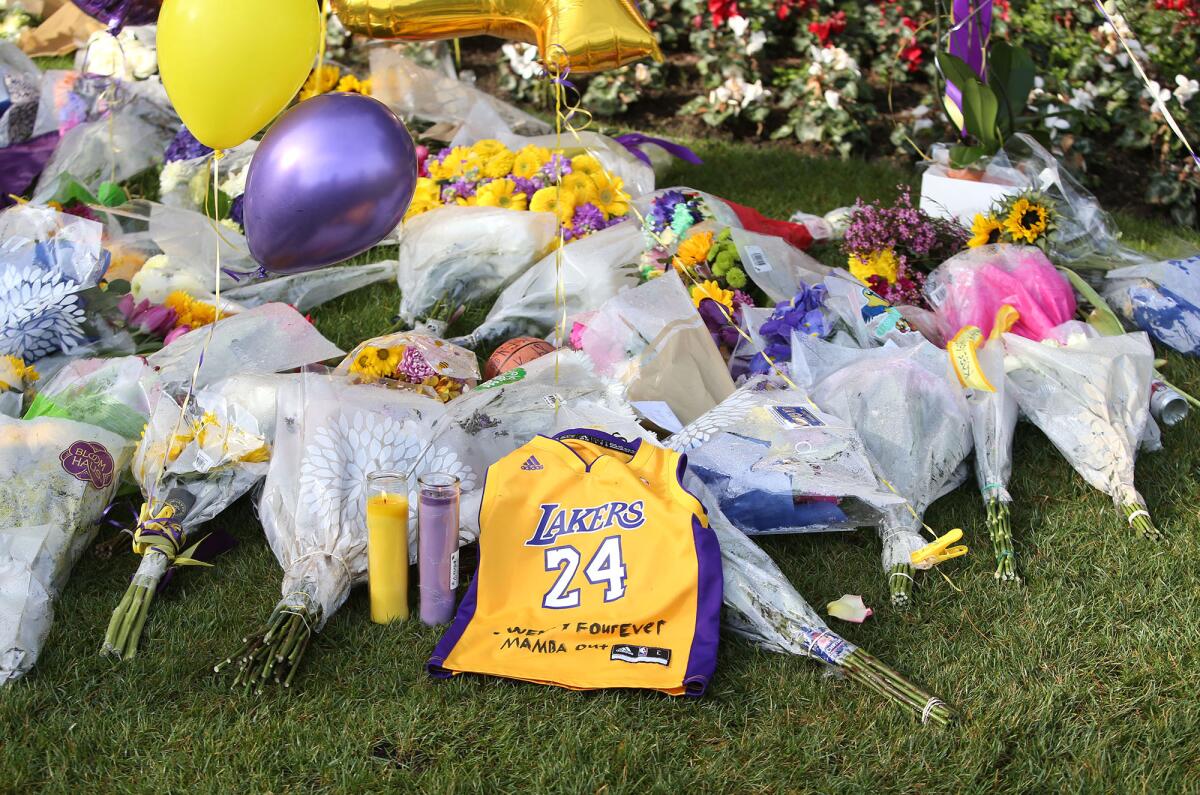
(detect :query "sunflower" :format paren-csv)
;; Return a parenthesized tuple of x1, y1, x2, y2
(848, 249, 900, 285)
(691, 279, 734, 311)
(560, 172, 598, 204)
(968, 214, 1005, 248)
(164, 291, 218, 329)
(529, 186, 577, 223)
(1003, 198, 1049, 244)
(512, 145, 552, 179)
(591, 172, 631, 219)
(475, 179, 528, 212)
(570, 154, 604, 179)
(674, 231, 714, 271)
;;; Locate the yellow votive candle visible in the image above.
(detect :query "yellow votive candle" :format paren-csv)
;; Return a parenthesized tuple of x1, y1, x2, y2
(367, 489, 410, 624)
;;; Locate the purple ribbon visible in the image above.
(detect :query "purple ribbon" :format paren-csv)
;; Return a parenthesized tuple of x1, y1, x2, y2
(0, 133, 60, 208)
(945, 0, 994, 124)
(614, 133, 704, 168)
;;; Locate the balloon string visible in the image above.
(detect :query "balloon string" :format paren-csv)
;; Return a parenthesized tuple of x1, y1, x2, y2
(147, 150, 226, 510)
(317, 0, 329, 74)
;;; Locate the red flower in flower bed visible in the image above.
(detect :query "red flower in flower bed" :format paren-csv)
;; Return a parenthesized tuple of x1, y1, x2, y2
(899, 16, 923, 72)
(775, 0, 815, 20)
(1156, 0, 1200, 24)
(709, 0, 740, 28)
(809, 10, 847, 46)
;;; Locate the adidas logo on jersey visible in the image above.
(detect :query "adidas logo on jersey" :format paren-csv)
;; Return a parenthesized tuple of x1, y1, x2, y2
(520, 456, 544, 471)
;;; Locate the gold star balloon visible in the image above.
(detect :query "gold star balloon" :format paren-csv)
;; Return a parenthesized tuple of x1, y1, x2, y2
(330, 0, 662, 74)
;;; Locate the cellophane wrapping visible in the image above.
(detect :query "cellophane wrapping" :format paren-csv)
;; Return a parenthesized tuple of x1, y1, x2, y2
(258, 374, 473, 630)
(668, 377, 902, 535)
(0, 416, 132, 683)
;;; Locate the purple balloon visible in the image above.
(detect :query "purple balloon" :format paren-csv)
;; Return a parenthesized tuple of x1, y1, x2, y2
(244, 93, 417, 275)
(73, 0, 162, 31)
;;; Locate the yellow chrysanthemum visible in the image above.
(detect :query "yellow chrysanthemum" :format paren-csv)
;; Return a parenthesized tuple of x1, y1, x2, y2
(469, 139, 508, 159)
(560, 172, 598, 204)
(412, 177, 440, 204)
(848, 249, 900, 285)
(512, 145, 551, 179)
(335, 74, 366, 94)
(691, 280, 734, 311)
(674, 231, 714, 270)
(0, 355, 38, 392)
(968, 214, 1005, 248)
(482, 151, 516, 179)
(432, 146, 483, 180)
(164, 291, 219, 329)
(299, 64, 340, 101)
(405, 200, 437, 220)
(475, 179, 529, 212)
(571, 154, 604, 179)
(1003, 198, 1049, 244)
(591, 172, 630, 219)
(350, 345, 402, 379)
(529, 187, 577, 223)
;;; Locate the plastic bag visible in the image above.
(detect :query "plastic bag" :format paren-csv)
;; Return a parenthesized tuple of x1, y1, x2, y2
(336, 331, 479, 401)
(24, 355, 152, 440)
(396, 205, 558, 332)
(925, 245, 1076, 342)
(455, 218, 644, 349)
(0, 415, 132, 684)
(1105, 254, 1200, 357)
(668, 377, 903, 535)
(145, 303, 343, 391)
(575, 271, 736, 426)
(798, 337, 973, 603)
(1003, 328, 1159, 537)
(259, 373, 469, 628)
(0, 204, 110, 361)
(369, 47, 550, 136)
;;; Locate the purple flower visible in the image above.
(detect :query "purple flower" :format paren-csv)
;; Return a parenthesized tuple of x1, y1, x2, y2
(118, 293, 177, 337)
(510, 176, 540, 197)
(748, 282, 831, 374)
(569, 202, 606, 239)
(397, 346, 436, 383)
(164, 127, 212, 163)
(541, 153, 572, 182)
(228, 194, 245, 227)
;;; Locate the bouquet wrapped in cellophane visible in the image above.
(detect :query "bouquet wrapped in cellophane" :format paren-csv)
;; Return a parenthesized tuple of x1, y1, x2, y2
(220, 373, 476, 690)
(101, 382, 273, 660)
(687, 472, 954, 725)
(335, 331, 479, 402)
(797, 337, 973, 605)
(1003, 326, 1160, 539)
(667, 377, 903, 535)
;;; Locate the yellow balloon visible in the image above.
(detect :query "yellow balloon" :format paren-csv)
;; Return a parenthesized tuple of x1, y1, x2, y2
(331, 0, 662, 74)
(158, 0, 321, 150)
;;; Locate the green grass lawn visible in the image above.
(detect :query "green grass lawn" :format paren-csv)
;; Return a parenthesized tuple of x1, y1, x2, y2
(3, 142, 1200, 793)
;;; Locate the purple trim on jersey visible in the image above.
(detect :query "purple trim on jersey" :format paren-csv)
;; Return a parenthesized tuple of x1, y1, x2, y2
(681, 450, 723, 696)
(427, 468, 490, 678)
(552, 428, 642, 458)
(675, 453, 707, 514)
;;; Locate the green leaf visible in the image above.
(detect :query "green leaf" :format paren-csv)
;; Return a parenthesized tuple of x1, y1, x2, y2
(959, 80, 1001, 152)
(949, 143, 989, 169)
(203, 188, 233, 220)
(936, 50, 981, 96)
(987, 42, 1036, 131)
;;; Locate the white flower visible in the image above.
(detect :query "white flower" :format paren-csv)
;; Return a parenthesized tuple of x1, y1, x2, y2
(746, 30, 767, 57)
(158, 161, 187, 196)
(634, 63, 651, 83)
(1146, 80, 1171, 112)
(1030, 76, 1046, 100)
(502, 43, 541, 80)
(727, 15, 750, 38)
(1174, 75, 1199, 106)
(130, 254, 208, 304)
(708, 74, 769, 111)
(220, 166, 248, 198)
(1068, 82, 1097, 112)
(1043, 104, 1072, 133)
(808, 46, 859, 78)
(824, 90, 842, 110)
(79, 28, 157, 81)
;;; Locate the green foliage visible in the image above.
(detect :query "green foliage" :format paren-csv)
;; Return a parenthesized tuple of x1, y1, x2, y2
(937, 42, 1037, 169)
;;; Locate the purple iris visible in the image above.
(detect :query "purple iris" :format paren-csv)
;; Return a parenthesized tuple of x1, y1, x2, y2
(749, 282, 831, 375)
(164, 127, 212, 163)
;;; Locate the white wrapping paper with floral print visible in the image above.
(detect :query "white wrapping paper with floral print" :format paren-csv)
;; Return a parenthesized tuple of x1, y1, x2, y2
(258, 374, 475, 631)
(1, 416, 132, 684)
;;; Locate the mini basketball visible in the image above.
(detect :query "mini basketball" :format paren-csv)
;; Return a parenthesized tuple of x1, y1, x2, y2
(484, 337, 555, 380)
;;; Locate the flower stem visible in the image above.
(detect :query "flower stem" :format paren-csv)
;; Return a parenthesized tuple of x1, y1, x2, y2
(1123, 502, 1162, 542)
(222, 605, 315, 692)
(840, 648, 954, 726)
(985, 496, 1020, 584)
(888, 563, 914, 607)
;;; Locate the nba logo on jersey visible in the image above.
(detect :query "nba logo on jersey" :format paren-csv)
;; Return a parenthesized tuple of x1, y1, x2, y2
(428, 428, 723, 697)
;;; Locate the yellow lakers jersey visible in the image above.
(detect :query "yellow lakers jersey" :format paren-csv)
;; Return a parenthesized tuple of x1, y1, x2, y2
(428, 429, 723, 696)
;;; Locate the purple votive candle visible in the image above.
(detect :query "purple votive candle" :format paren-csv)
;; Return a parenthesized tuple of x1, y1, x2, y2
(418, 473, 460, 626)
